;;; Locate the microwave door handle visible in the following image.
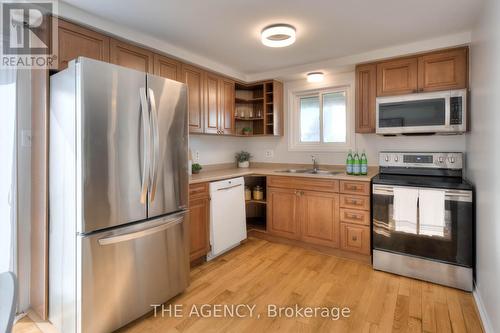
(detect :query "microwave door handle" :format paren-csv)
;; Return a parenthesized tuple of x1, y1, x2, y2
(445, 94, 451, 127)
(139, 87, 150, 204)
(98, 215, 183, 245)
(148, 88, 160, 202)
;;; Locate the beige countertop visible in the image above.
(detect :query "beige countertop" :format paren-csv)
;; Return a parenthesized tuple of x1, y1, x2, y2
(189, 163, 378, 184)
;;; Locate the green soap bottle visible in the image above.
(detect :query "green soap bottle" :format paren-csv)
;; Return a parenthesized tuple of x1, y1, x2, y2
(346, 150, 354, 175)
(353, 152, 361, 175)
(361, 151, 368, 175)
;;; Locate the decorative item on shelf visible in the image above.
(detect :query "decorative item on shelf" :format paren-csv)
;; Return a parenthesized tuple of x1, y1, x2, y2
(239, 108, 245, 118)
(256, 109, 263, 118)
(191, 163, 202, 174)
(242, 127, 252, 136)
(245, 186, 252, 201)
(253, 185, 264, 201)
(235, 150, 252, 168)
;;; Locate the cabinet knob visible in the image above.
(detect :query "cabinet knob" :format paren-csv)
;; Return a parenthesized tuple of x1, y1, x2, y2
(352, 236, 358, 241)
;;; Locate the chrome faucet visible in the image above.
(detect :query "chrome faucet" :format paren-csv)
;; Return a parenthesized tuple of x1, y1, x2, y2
(311, 155, 319, 173)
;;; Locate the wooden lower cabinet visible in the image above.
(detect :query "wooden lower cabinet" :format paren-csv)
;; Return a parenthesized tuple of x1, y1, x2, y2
(340, 223, 370, 255)
(301, 191, 340, 248)
(189, 183, 210, 261)
(267, 187, 300, 240)
(267, 177, 371, 257)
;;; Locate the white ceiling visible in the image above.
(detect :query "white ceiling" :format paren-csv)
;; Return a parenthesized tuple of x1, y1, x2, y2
(62, 0, 482, 77)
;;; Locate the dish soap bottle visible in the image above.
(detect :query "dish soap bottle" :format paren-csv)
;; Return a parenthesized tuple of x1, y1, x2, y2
(353, 151, 361, 175)
(346, 150, 354, 175)
(360, 151, 368, 175)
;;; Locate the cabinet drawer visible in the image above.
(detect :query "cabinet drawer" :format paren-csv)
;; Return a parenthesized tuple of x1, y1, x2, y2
(340, 194, 370, 211)
(189, 182, 209, 200)
(340, 208, 370, 226)
(340, 223, 370, 255)
(340, 180, 370, 195)
(268, 176, 339, 193)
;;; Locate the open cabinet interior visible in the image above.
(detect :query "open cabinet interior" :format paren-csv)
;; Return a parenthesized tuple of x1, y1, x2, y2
(244, 176, 267, 232)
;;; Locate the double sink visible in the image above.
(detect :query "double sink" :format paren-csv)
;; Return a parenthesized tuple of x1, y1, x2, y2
(276, 169, 343, 176)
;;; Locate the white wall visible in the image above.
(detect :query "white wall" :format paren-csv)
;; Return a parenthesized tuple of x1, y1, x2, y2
(467, 0, 500, 331)
(190, 72, 467, 167)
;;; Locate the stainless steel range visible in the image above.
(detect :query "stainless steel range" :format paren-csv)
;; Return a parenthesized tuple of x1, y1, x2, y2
(372, 152, 474, 291)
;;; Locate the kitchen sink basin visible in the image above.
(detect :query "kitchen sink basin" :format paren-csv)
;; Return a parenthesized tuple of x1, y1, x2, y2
(276, 169, 342, 175)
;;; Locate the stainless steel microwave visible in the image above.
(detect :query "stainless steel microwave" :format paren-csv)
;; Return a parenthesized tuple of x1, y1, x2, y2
(376, 89, 467, 135)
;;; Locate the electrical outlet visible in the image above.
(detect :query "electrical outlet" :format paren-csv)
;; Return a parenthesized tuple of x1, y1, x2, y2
(21, 129, 32, 147)
(265, 149, 274, 158)
(194, 151, 200, 162)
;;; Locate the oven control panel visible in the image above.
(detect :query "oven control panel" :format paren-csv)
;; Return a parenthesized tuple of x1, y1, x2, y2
(379, 152, 463, 169)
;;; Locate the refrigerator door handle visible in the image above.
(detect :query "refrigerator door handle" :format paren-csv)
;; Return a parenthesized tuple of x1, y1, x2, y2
(148, 88, 160, 202)
(139, 87, 151, 204)
(98, 214, 184, 245)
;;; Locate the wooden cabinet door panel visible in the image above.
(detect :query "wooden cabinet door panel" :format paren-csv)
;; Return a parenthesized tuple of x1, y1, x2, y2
(220, 78, 235, 135)
(272, 80, 284, 136)
(205, 73, 220, 134)
(340, 223, 370, 255)
(268, 187, 300, 240)
(154, 54, 181, 81)
(355, 63, 376, 133)
(189, 197, 210, 261)
(300, 191, 340, 248)
(377, 57, 418, 96)
(110, 39, 154, 73)
(58, 19, 110, 71)
(181, 65, 204, 133)
(418, 48, 467, 92)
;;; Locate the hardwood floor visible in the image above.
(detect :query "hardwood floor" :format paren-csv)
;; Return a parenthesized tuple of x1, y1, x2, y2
(14, 238, 483, 333)
(13, 317, 42, 333)
(119, 238, 483, 333)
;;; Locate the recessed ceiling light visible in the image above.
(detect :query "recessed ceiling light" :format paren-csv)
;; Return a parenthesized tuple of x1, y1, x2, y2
(307, 72, 324, 83)
(261, 24, 296, 48)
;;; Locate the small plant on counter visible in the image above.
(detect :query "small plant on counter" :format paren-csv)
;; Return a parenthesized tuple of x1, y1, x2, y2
(242, 127, 252, 135)
(235, 151, 252, 168)
(192, 163, 202, 174)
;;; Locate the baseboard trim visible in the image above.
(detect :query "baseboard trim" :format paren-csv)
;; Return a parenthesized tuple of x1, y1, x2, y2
(473, 284, 494, 333)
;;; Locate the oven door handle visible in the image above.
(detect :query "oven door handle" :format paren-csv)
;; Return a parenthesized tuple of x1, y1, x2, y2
(372, 185, 472, 202)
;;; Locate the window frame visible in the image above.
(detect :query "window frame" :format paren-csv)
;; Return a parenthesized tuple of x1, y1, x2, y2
(289, 84, 354, 152)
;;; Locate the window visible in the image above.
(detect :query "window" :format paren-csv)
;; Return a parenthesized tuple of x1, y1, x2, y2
(290, 86, 352, 151)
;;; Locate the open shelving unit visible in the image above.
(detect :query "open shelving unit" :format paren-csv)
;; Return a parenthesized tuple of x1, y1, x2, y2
(234, 81, 282, 137)
(244, 176, 267, 233)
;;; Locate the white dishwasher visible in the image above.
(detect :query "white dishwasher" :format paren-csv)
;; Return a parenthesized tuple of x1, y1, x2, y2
(207, 177, 247, 260)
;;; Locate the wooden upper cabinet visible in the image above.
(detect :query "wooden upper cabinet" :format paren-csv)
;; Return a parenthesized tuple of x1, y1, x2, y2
(272, 80, 284, 136)
(204, 73, 220, 134)
(377, 57, 418, 96)
(57, 19, 110, 71)
(154, 54, 181, 81)
(355, 63, 376, 133)
(110, 39, 154, 73)
(220, 78, 235, 135)
(181, 64, 205, 133)
(418, 47, 468, 92)
(267, 187, 300, 240)
(300, 191, 340, 248)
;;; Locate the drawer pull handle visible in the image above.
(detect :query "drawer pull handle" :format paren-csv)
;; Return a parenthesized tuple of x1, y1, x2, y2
(348, 199, 360, 205)
(347, 213, 362, 220)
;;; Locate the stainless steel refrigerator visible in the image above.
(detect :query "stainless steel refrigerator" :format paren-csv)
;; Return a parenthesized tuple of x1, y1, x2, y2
(49, 57, 189, 333)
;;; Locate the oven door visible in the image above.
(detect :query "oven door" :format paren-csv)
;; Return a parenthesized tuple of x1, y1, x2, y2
(372, 184, 473, 267)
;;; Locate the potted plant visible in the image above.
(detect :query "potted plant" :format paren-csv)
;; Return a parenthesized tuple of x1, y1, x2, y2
(235, 151, 252, 168)
(242, 127, 252, 136)
(192, 163, 202, 174)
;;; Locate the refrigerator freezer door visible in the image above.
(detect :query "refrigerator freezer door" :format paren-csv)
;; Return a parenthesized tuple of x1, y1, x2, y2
(79, 211, 189, 333)
(146, 74, 189, 218)
(78, 58, 148, 233)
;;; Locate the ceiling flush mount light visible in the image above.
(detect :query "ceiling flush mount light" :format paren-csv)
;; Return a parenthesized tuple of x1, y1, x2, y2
(307, 72, 324, 83)
(261, 24, 296, 48)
